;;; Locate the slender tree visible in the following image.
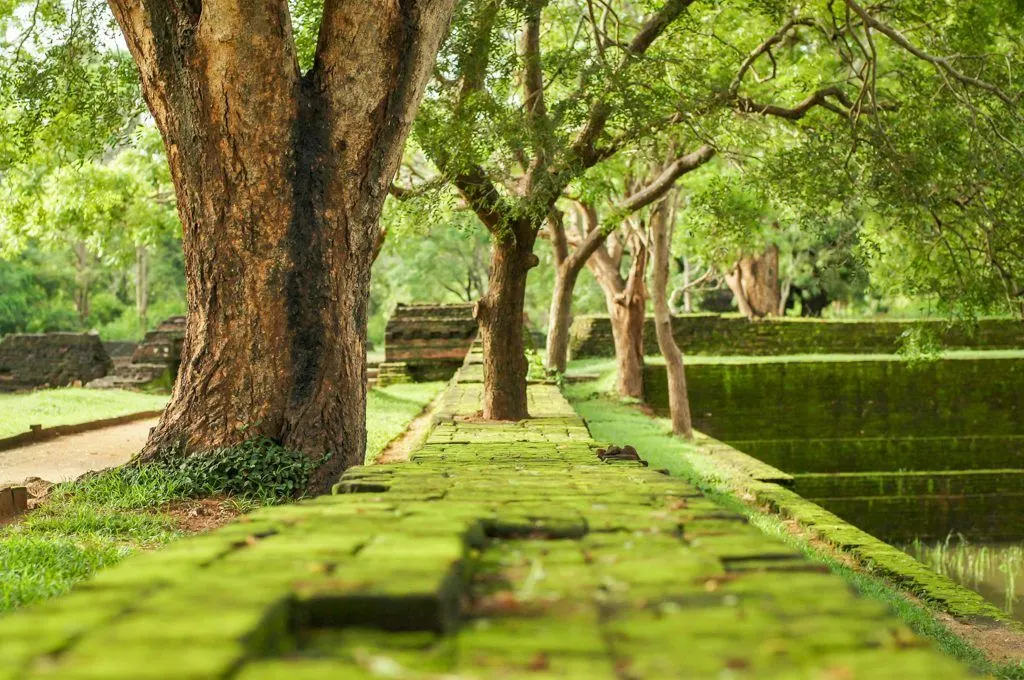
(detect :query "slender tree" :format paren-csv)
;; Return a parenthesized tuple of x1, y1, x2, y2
(650, 191, 692, 436)
(416, 0, 695, 419)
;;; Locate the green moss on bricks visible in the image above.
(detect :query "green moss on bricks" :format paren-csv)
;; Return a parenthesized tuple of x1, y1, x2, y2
(0, 366, 982, 678)
(644, 357, 1024, 442)
(569, 314, 1024, 358)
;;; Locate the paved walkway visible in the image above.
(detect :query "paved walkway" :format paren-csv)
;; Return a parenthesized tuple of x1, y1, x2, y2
(0, 419, 156, 487)
(0, 355, 968, 678)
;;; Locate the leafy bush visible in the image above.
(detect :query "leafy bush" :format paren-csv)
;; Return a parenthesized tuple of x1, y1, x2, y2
(156, 436, 328, 504)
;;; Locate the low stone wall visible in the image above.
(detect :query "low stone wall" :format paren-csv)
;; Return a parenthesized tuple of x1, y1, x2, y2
(89, 316, 184, 390)
(0, 356, 973, 677)
(569, 313, 1024, 358)
(0, 333, 111, 391)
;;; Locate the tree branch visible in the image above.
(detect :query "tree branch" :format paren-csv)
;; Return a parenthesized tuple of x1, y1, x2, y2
(620, 145, 716, 214)
(730, 18, 816, 95)
(843, 0, 1017, 108)
(568, 0, 696, 168)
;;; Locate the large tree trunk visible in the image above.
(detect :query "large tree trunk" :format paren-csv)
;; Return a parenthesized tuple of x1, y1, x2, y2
(650, 196, 692, 437)
(109, 0, 455, 492)
(477, 229, 539, 420)
(725, 245, 781, 319)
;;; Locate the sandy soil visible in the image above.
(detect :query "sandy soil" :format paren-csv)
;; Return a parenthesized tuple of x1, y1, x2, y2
(0, 418, 158, 486)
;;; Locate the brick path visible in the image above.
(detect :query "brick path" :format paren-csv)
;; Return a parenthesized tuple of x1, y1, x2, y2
(0, 352, 969, 679)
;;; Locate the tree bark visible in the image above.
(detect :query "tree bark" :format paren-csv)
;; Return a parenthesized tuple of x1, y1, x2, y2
(108, 0, 455, 492)
(650, 196, 692, 437)
(477, 227, 539, 420)
(545, 262, 579, 375)
(725, 245, 781, 319)
(72, 241, 91, 324)
(588, 230, 648, 400)
(135, 244, 149, 331)
(544, 206, 611, 374)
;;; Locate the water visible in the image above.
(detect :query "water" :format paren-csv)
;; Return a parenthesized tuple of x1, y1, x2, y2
(903, 536, 1024, 622)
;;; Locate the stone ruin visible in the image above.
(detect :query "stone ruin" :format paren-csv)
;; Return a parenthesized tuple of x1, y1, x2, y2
(380, 303, 478, 384)
(0, 333, 111, 392)
(88, 316, 185, 390)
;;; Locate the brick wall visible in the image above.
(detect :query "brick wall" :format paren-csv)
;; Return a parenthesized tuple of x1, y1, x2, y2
(0, 333, 111, 391)
(569, 313, 1024, 358)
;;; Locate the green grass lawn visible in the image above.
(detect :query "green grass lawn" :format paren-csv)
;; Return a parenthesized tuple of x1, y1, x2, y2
(0, 380, 445, 615)
(0, 388, 169, 439)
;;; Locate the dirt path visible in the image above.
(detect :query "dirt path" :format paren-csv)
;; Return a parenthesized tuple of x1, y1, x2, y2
(374, 393, 443, 465)
(0, 418, 158, 486)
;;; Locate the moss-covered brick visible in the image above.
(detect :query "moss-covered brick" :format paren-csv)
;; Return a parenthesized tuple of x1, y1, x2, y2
(0, 357, 978, 678)
(569, 313, 1024, 358)
(234, 660, 378, 680)
(644, 356, 1024, 443)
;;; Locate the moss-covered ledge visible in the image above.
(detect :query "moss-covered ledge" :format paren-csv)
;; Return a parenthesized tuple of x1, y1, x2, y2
(0, 354, 978, 679)
(569, 385, 1024, 675)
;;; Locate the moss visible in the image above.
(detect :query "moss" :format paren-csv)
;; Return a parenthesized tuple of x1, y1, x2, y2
(569, 385, 1024, 677)
(569, 314, 1024, 359)
(0, 363, 983, 678)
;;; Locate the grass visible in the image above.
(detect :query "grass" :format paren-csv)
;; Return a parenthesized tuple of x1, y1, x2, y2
(0, 465, 186, 613)
(566, 382, 1024, 680)
(0, 380, 445, 615)
(366, 382, 444, 463)
(0, 388, 169, 438)
(906, 537, 1023, 619)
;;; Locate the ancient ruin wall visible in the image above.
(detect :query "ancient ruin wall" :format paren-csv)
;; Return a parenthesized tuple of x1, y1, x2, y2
(0, 333, 111, 391)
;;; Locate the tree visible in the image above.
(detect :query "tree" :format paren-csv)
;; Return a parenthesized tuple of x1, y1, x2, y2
(414, 0, 695, 419)
(544, 146, 715, 375)
(3, 1, 459, 491)
(104, 1, 458, 488)
(1, 127, 178, 331)
(650, 191, 692, 437)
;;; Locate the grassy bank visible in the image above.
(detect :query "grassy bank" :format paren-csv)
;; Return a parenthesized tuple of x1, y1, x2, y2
(0, 388, 169, 439)
(566, 382, 1024, 679)
(0, 381, 444, 615)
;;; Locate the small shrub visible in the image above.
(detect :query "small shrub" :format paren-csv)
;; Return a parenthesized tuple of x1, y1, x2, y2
(158, 436, 329, 504)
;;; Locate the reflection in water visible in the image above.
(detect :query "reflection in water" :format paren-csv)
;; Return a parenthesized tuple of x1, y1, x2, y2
(903, 536, 1023, 621)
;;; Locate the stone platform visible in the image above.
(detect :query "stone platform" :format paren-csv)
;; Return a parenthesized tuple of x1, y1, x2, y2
(0, 354, 969, 678)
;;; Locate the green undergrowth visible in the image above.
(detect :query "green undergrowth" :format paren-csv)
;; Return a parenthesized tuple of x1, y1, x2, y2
(0, 388, 169, 438)
(0, 381, 445, 616)
(566, 383, 1024, 680)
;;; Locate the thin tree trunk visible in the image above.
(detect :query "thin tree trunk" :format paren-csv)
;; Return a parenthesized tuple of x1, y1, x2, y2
(589, 232, 647, 400)
(477, 230, 538, 420)
(682, 255, 694, 313)
(545, 262, 579, 374)
(72, 241, 91, 325)
(108, 0, 455, 492)
(651, 195, 692, 437)
(611, 294, 646, 399)
(135, 244, 149, 331)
